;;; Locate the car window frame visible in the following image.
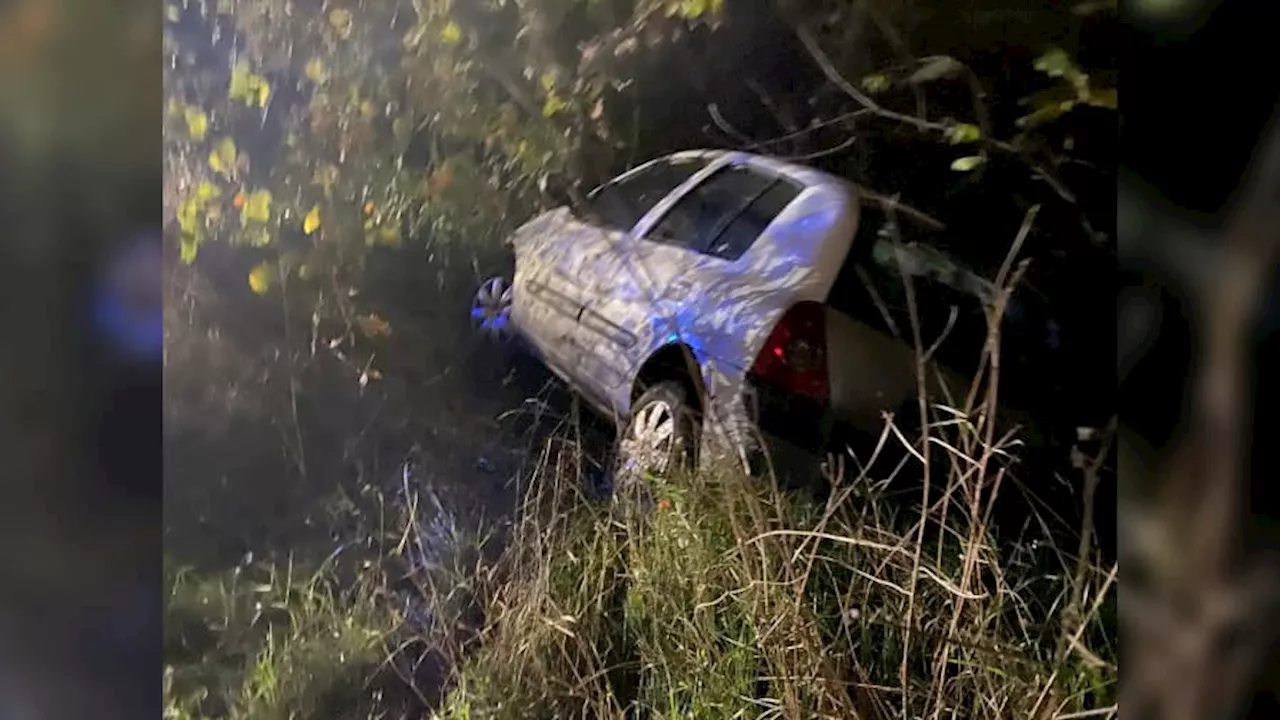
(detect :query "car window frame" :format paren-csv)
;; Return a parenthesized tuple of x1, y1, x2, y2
(582, 155, 715, 234)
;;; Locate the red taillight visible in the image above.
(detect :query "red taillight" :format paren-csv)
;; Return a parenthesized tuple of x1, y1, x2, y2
(750, 301, 829, 402)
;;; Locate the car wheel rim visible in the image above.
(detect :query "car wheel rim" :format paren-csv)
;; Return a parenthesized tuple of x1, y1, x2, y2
(471, 276, 513, 341)
(616, 399, 677, 486)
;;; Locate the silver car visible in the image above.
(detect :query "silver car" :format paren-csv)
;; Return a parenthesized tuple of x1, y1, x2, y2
(473, 149, 1015, 484)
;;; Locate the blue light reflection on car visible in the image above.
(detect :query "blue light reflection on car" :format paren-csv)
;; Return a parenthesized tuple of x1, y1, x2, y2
(471, 304, 510, 334)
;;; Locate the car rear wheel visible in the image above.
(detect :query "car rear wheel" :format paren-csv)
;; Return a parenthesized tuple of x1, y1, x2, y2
(611, 381, 700, 493)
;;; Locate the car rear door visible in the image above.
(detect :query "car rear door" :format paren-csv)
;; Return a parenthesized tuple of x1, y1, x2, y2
(522, 155, 711, 410)
(576, 157, 804, 412)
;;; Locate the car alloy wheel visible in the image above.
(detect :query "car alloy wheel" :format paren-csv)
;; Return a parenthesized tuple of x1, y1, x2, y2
(471, 276, 513, 341)
(613, 381, 699, 492)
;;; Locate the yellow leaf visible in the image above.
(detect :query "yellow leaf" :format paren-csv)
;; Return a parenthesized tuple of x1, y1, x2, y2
(440, 20, 462, 45)
(195, 181, 220, 202)
(179, 234, 200, 264)
(177, 195, 202, 235)
(303, 206, 321, 235)
(208, 137, 237, 175)
(240, 189, 273, 225)
(542, 92, 567, 118)
(304, 58, 326, 83)
(950, 155, 985, 172)
(166, 4, 180, 22)
(229, 63, 254, 103)
(257, 81, 271, 108)
(248, 262, 273, 295)
(359, 100, 374, 119)
(184, 106, 208, 141)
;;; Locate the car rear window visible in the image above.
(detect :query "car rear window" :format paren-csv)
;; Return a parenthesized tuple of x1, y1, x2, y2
(645, 164, 801, 258)
(705, 178, 802, 260)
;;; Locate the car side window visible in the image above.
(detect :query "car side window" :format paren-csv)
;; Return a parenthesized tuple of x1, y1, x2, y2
(644, 165, 788, 255)
(586, 158, 708, 232)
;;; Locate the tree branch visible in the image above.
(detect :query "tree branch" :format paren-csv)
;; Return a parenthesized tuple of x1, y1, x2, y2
(794, 22, 1081, 208)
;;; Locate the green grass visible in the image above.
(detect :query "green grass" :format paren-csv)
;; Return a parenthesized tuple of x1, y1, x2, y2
(163, 551, 399, 720)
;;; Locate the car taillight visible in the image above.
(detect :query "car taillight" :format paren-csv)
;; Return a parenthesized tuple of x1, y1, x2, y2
(750, 301, 829, 402)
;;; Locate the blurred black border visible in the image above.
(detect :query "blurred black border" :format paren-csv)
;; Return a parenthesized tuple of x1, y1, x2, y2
(1121, 0, 1280, 716)
(0, 10, 163, 720)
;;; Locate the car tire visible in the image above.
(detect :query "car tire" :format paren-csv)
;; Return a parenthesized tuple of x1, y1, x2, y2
(611, 381, 701, 493)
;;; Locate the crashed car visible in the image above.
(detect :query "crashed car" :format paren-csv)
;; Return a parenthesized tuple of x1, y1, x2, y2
(472, 149, 1063, 485)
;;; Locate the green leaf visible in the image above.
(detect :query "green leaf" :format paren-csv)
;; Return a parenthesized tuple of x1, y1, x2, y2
(1016, 100, 1075, 129)
(1033, 48, 1080, 81)
(944, 122, 982, 144)
(861, 73, 891, 94)
(950, 155, 985, 172)
(184, 106, 208, 141)
(240, 189, 273, 225)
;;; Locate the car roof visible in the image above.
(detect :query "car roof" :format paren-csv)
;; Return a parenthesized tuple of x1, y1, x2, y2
(664, 149, 853, 194)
